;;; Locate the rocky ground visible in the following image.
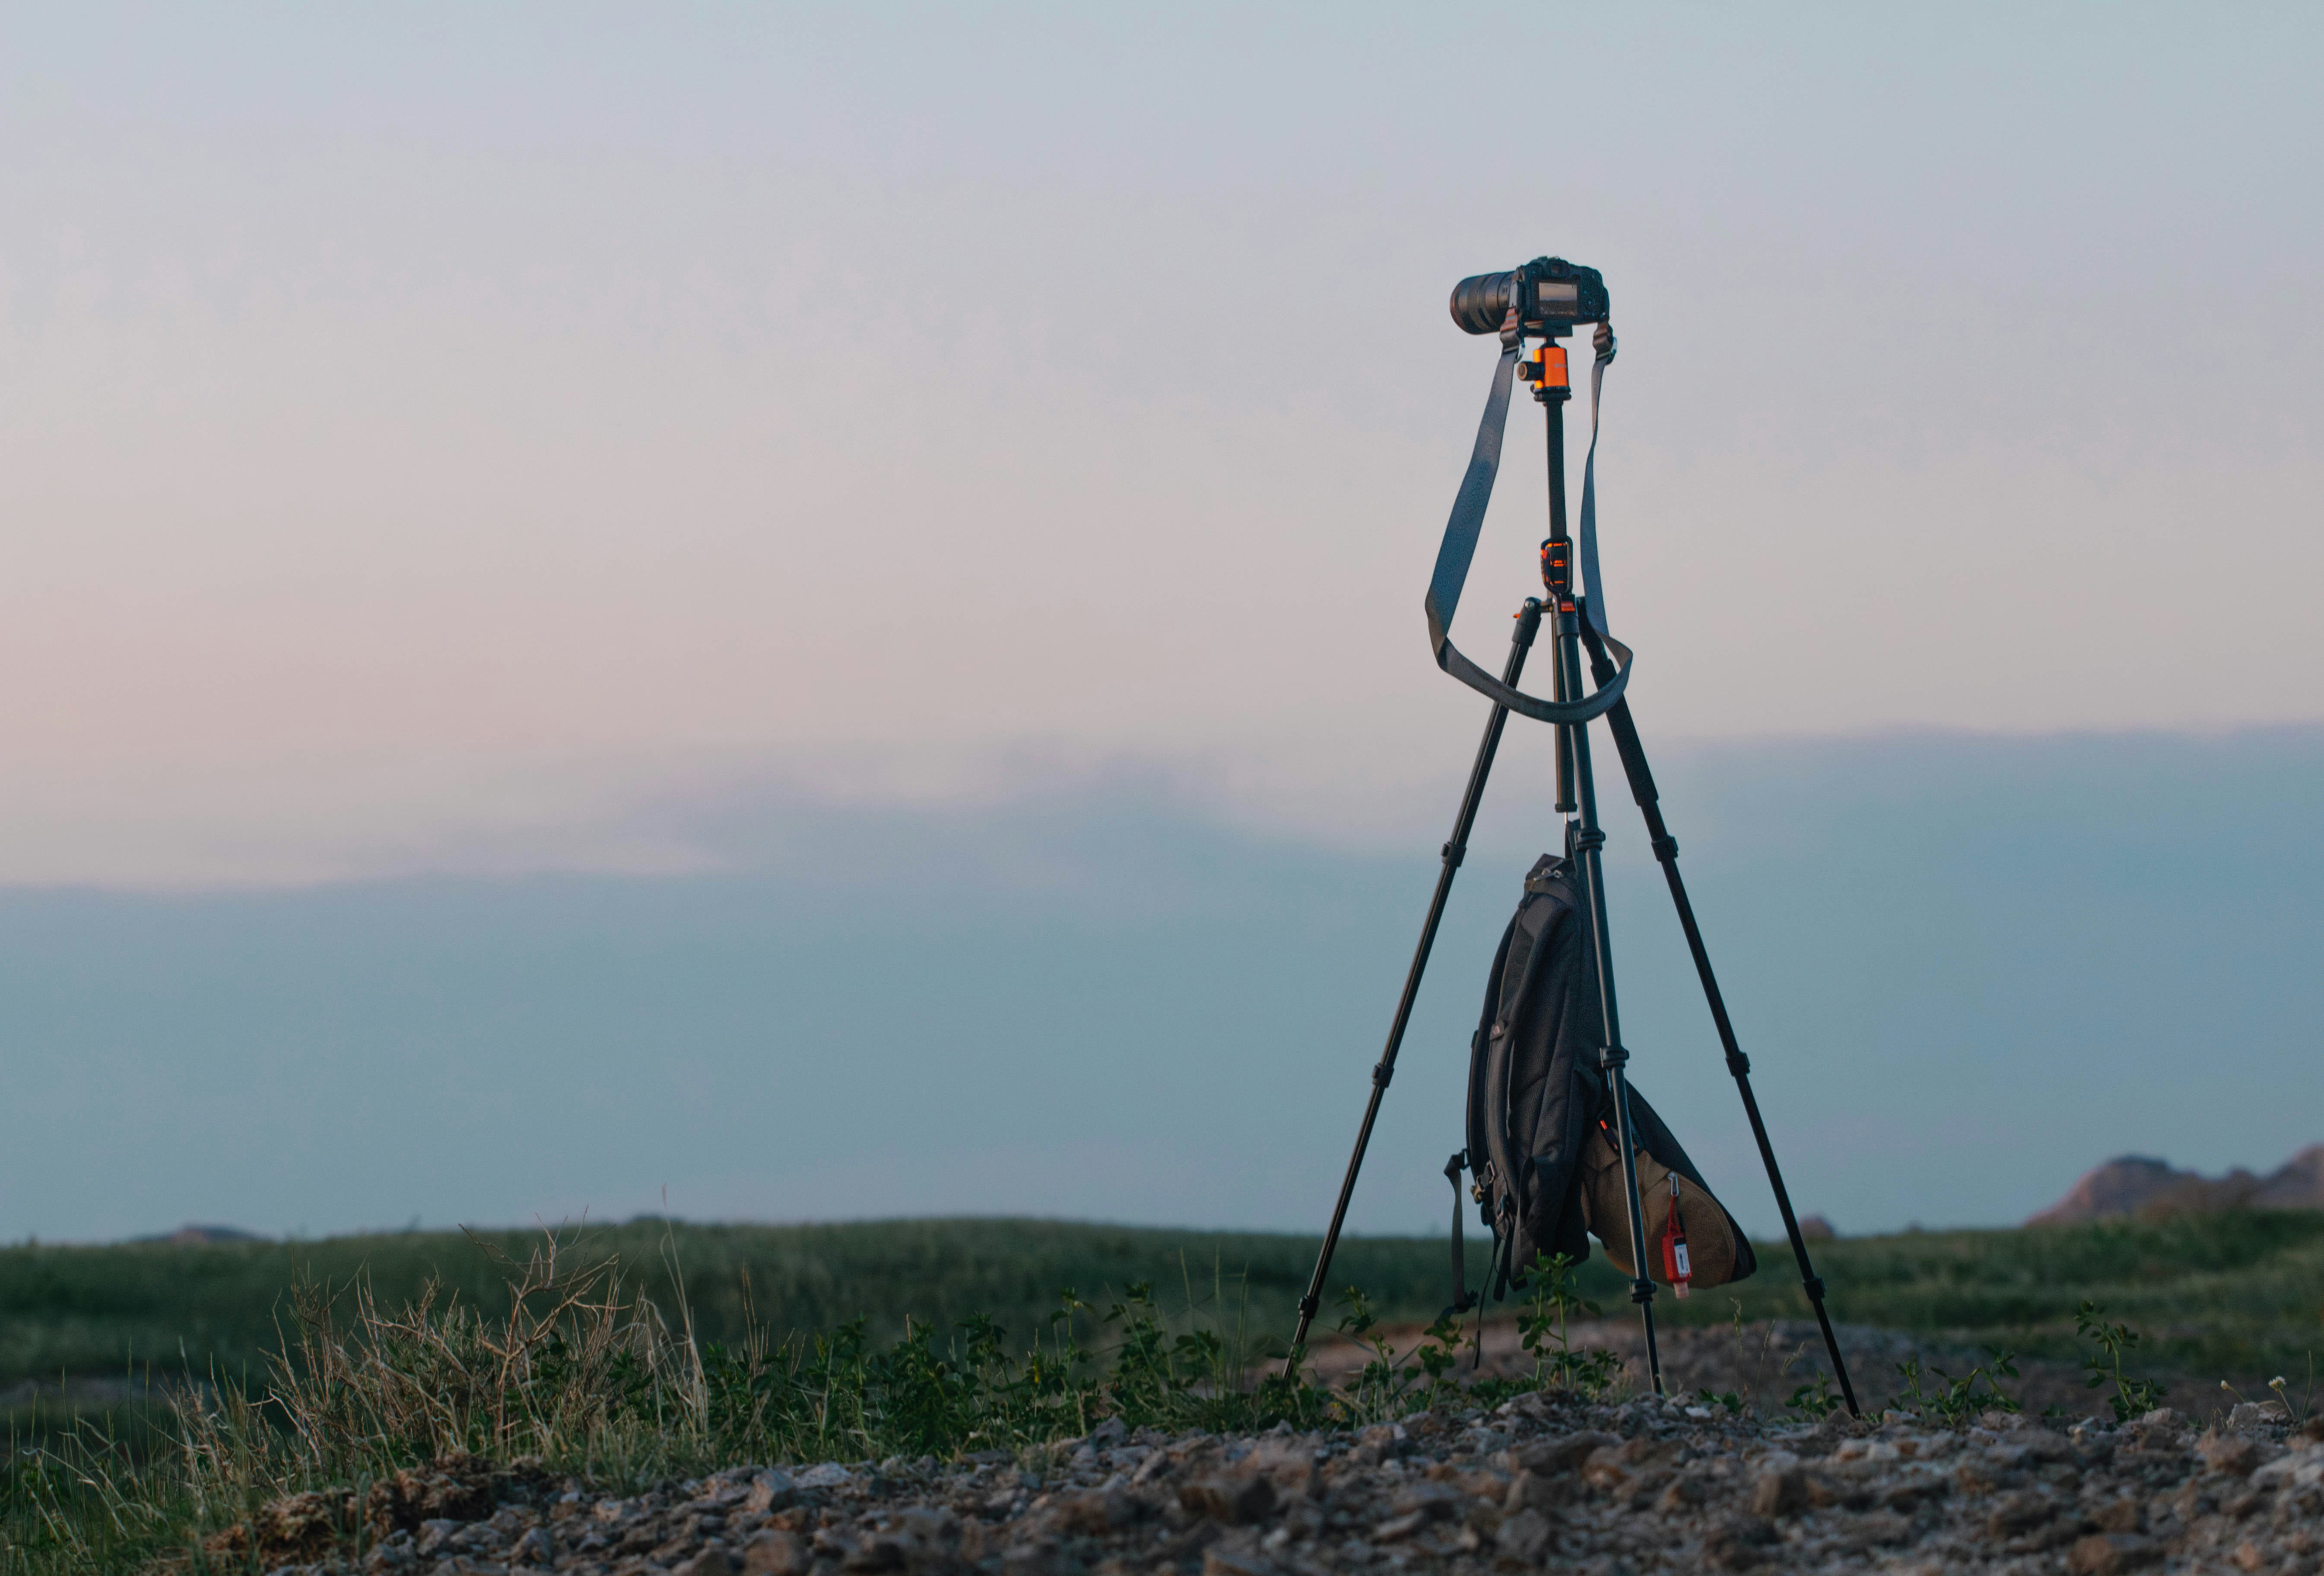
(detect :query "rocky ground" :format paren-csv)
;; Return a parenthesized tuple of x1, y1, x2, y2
(232, 1390, 2324, 1576)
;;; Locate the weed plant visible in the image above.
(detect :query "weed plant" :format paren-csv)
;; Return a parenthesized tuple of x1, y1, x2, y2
(1511, 1253, 1623, 1398)
(1889, 1348, 2024, 1427)
(2076, 1300, 2168, 1421)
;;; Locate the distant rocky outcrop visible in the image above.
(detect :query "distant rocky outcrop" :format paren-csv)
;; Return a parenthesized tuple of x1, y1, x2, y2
(2030, 1145, 2324, 1225)
(139, 1223, 270, 1246)
(2254, 1144, 2324, 1209)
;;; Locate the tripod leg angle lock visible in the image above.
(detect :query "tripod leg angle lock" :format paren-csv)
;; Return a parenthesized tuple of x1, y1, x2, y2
(1289, 260, 1859, 1417)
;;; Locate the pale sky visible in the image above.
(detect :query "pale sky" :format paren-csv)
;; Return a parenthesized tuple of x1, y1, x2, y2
(3, 6, 2324, 1246)
(4, 3, 2317, 887)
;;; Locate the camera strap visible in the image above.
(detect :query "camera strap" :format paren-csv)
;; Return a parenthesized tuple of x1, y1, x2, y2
(1422, 325, 1631, 725)
(1575, 330, 1616, 645)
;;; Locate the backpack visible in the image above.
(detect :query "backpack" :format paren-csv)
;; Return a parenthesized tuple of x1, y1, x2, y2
(1452, 851, 1758, 1308)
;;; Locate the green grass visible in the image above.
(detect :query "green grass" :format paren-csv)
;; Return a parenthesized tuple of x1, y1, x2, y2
(6, 1209, 2320, 1398)
(4, 1211, 2321, 1575)
(0, 1226, 1479, 1576)
(1636, 1209, 2324, 1383)
(0, 1218, 1494, 1392)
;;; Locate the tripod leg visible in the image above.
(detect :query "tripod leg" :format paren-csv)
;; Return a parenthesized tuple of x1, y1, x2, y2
(1579, 629, 1862, 1417)
(1552, 607, 1664, 1396)
(1287, 598, 1546, 1360)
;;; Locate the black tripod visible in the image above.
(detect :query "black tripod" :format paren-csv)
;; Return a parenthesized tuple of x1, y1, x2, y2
(1286, 325, 1860, 1417)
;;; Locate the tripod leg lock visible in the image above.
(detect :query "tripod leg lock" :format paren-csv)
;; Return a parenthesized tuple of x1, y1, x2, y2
(1629, 1277, 1656, 1306)
(1441, 840, 1467, 868)
(1725, 1051, 1752, 1077)
(1371, 1061, 1394, 1089)
(1572, 826, 1607, 855)
(1597, 1044, 1630, 1072)
(1650, 834, 1679, 862)
(1801, 1276, 1828, 1303)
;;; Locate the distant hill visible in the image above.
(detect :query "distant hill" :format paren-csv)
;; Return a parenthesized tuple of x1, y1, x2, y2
(133, 1223, 270, 1246)
(2030, 1144, 2324, 1224)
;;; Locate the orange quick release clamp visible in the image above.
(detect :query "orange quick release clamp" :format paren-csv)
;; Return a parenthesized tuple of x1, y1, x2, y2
(1521, 343, 1571, 402)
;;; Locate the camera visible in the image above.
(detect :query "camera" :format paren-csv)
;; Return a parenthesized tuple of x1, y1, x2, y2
(1448, 257, 1609, 337)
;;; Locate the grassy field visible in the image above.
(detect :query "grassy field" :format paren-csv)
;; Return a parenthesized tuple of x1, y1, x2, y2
(0, 1219, 1487, 1393)
(3, 1211, 2319, 1574)
(5, 1209, 2321, 1398)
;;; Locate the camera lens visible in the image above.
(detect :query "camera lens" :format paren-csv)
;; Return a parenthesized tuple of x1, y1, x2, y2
(1449, 271, 1516, 335)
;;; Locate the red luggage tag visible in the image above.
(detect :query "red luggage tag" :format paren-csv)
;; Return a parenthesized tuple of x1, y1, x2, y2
(1661, 1175, 1692, 1300)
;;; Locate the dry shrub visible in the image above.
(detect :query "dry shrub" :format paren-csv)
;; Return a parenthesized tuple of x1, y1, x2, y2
(166, 1228, 704, 1565)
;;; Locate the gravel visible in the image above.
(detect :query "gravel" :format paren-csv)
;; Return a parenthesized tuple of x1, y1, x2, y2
(238, 1395, 2324, 1575)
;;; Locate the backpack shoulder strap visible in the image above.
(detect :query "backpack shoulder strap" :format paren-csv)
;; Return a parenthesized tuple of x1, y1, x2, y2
(1469, 856, 1572, 1282)
(1463, 907, 1520, 1192)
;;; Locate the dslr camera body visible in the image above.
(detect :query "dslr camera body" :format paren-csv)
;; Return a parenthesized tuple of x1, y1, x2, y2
(1449, 257, 1609, 338)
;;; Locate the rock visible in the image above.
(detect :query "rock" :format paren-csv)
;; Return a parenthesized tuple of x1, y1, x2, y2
(2067, 1532, 2163, 1574)
(2030, 1156, 2195, 1223)
(2250, 1141, 2324, 1208)
(416, 1518, 462, 1557)
(1701, 1513, 1777, 1570)
(1510, 1430, 1617, 1474)
(2033, 1144, 2324, 1223)
(1372, 1509, 1430, 1543)
(365, 1454, 542, 1538)
(2252, 1444, 2324, 1487)
(1505, 1468, 1575, 1512)
(1986, 1490, 2059, 1535)
(1581, 1445, 1630, 1490)
(1047, 1487, 1136, 1534)
(857, 1505, 958, 1571)
(1655, 1472, 1714, 1511)
(2200, 1434, 2261, 1476)
(1178, 1472, 1276, 1525)
(1203, 1541, 1276, 1576)
(1387, 1481, 1463, 1522)
(398, 1383, 2309, 1576)
(841, 1530, 907, 1572)
(1240, 1433, 1319, 1498)
(1000, 1537, 1073, 1576)
(743, 1471, 796, 1513)
(1749, 1464, 1807, 1517)
(1497, 1506, 1553, 1562)
(1349, 1421, 1407, 1465)
(739, 1529, 811, 1576)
